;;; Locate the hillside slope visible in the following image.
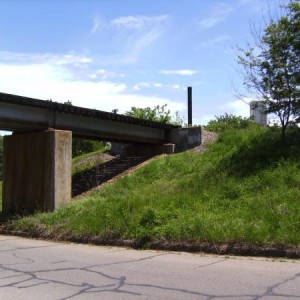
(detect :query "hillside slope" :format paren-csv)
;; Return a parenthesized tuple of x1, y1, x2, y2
(3, 125, 300, 251)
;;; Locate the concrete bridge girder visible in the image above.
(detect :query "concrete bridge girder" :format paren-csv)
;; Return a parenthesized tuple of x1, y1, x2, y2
(0, 102, 166, 144)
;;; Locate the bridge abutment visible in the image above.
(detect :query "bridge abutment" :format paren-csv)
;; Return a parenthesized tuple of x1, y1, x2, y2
(110, 127, 202, 156)
(3, 129, 72, 214)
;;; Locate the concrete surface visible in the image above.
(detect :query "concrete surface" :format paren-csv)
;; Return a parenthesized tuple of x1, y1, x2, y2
(167, 127, 202, 152)
(0, 100, 167, 144)
(0, 235, 299, 299)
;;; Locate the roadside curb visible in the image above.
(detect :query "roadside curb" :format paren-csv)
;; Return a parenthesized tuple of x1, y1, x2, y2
(1, 229, 299, 259)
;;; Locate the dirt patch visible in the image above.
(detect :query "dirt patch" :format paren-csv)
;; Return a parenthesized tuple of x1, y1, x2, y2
(0, 228, 299, 259)
(149, 240, 300, 259)
(192, 129, 218, 154)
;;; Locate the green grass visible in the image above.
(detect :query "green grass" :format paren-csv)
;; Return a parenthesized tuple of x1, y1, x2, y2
(72, 149, 111, 175)
(5, 125, 300, 246)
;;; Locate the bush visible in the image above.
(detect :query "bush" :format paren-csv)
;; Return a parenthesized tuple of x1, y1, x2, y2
(205, 113, 254, 132)
(125, 104, 172, 123)
(72, 138, 106, 158)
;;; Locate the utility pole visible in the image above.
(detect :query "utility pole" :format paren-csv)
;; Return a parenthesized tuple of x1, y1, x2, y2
(187, 87, 192, 126)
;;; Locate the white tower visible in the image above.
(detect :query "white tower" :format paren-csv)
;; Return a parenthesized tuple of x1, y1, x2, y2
(250, 101, 267, 125)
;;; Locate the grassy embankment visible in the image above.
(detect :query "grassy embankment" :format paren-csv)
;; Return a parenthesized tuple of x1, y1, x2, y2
(72, 149, 112, 175)
(4, 125, 300, 246)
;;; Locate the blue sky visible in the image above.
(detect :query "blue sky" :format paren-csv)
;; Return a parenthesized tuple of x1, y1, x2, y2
(0, 0, 288, 128)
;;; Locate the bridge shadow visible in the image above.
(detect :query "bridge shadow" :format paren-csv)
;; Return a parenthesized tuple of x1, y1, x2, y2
(72, 156, 150, 197)
(0, 211, 10, 223)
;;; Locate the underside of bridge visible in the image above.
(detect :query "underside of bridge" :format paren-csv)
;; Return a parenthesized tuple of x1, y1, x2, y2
(0, 92, 201, 215)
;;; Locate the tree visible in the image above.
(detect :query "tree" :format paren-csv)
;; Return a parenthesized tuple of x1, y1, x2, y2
(125, 104, 185, 125)
(237, 0, 300, 144)
(72, 138, 106, 158)
(125, 104, 172, 123)
(205, 113, 254, 133)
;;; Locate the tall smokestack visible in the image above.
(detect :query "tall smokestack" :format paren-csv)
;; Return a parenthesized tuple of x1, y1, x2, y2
(187, 86, 192, 126)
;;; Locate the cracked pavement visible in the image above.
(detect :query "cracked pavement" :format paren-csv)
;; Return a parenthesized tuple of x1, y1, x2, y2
(0, 235, 299, 299)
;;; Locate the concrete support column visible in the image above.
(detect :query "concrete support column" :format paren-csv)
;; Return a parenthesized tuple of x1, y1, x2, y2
(3, 129, 72, 214)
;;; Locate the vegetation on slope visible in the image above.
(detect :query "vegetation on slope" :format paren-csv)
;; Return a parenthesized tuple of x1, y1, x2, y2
(72, 149, 113, 175)
(72, 138, 107, 158)
(4, 124, 300, 247)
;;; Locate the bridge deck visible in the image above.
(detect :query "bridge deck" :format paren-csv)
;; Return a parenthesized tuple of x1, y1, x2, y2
(0, 92, 179, 143)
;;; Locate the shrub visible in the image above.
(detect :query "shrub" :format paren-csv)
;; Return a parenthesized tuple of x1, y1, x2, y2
(205, 113, 254, 132)
(72, 138, 106, 158)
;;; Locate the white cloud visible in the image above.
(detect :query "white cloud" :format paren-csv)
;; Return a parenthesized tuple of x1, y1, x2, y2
(131, 30, 163, 58)
(89, 69, 125, 80)
(153, 83, 162, 88)
(88, 15, 170, 65)
(167, 84, 181, 89)
(56, 54, 93, 66)
(160, 69, 198, 76)
(198, 35, 232, 48)
(0, 60, 184, 115)
(222, 100, 250, 118)
(197, 3, 233, 29)
(111, 15, 169, 30)
(91, 15, 106, 34)
(97, 29, 164, 66)
(133, 82, 152, 90)
(133, 82, 182, 91)
(90, 18, 168, 66)
(0, 51, 93, 67)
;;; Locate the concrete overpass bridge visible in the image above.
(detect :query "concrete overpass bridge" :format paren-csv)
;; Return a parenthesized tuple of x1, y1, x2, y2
(0, 92, 201, 215)
(0, 92, 178, 143)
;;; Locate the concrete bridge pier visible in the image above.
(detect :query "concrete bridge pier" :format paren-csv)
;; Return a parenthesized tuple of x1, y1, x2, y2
(3, 129, 72, 215)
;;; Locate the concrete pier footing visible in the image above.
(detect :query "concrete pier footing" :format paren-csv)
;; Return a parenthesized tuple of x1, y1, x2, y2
(3, 129, 72, 215)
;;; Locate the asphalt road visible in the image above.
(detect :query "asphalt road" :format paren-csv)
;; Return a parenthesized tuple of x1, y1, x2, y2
(0, 235, 299, 299)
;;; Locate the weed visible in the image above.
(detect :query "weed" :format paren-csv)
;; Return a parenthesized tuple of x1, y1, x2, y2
(5, 126, 300, 246)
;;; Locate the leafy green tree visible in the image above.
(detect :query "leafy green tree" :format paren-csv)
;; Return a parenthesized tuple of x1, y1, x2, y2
(125, 104, 172, 123)
(72, 138, 106, 158)
(125, 104, 185, 125)
(205, 113, 254, 133)
(237, 0, 300, 143)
